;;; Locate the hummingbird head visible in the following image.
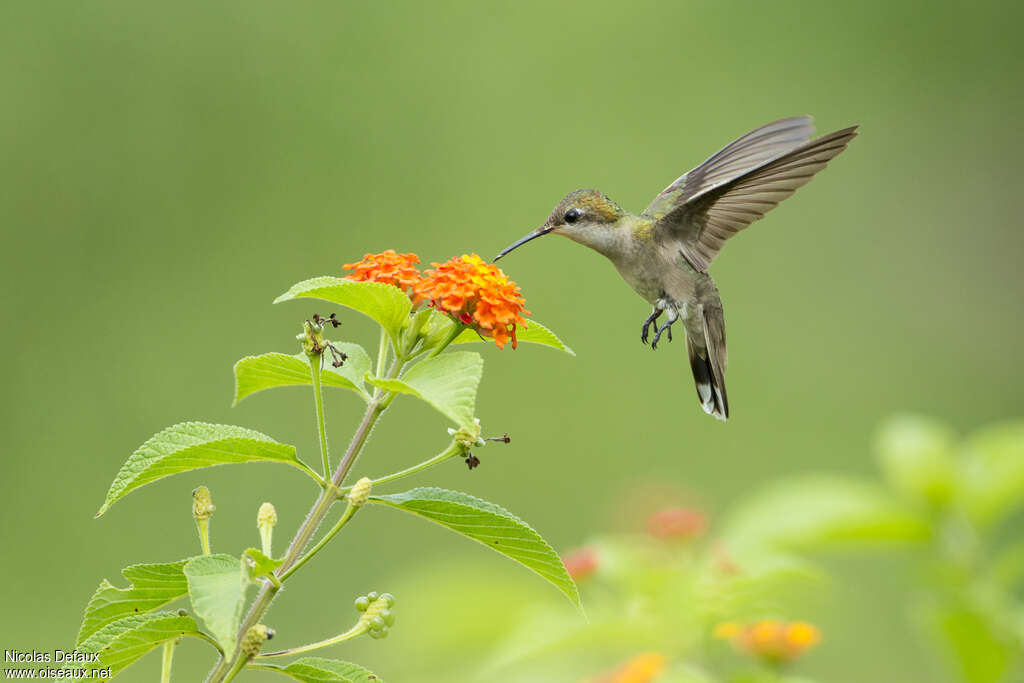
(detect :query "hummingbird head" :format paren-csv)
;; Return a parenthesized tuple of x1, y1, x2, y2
(495, 189, 626, 261)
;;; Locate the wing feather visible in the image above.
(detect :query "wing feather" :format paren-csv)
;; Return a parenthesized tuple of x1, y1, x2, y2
(657, 125, 858, 272)
(642, 116, 816, 220)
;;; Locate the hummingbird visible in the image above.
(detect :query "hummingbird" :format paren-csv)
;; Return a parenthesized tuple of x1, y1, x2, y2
(494, 116, 857, 421)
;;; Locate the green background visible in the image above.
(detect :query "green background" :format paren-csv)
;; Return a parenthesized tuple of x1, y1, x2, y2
(2, 1, 1022, 680)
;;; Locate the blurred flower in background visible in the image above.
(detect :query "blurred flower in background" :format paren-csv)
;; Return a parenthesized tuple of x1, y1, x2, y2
(343, 249, 423, 292)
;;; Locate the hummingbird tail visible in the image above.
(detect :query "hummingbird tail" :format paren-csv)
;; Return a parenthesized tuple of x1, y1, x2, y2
(687, 301, 729, 421)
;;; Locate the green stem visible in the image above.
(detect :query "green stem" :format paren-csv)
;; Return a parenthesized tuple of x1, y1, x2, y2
(204, 359, 403, 683)
(196, 518, 211, 556)
(375, 327, 390, 377)
(335, 442, 461, 496)
(309, 354, 331, 480)
(254, 624, 367, 660)
(279, 498, 360, 582)
(161, 639, 179, 683)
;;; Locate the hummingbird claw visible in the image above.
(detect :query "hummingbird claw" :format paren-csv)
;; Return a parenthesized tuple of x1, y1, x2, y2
(650, 318, 675, 350)
(640, 309, 662, 345)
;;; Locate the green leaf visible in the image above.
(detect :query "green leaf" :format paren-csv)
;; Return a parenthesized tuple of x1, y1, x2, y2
(961, 421, 1024, 527)
(184, 554, 248, 655)
(77, 560, 190, 646)
(234, 344, 372, 405)
(365, 352, 482, 428)
(97, 422, 307, 516)
(451, 318, 575, 355)
(242, 548, 283, 582)
(875, 414, 957, 505)
(369, 487, 581, 611)
(78, 611, 201, 677)
(262, 657, 384, 682)
(721, 475, 930, 552)
(921, 595, 1016, 683)
(274, 278, 412, 340)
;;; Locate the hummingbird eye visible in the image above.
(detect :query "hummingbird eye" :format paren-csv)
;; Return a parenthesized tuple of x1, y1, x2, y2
(563, 208, 582, 224)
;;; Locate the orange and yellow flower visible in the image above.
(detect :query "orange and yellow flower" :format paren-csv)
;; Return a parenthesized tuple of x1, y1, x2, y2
(589, 653, 667, 683)
(343, 250, 423, 292)
(713, 619, 821, 662)
(416, 254, 529, 349)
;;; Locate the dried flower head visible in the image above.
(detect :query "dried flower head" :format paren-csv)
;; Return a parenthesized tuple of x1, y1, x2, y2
(343, 250, 422, 292)
(714, 619, 821, 662)
(417, 254, 529, 349)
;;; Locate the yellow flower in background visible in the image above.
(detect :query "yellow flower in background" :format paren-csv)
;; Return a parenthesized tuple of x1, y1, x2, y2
(588, 652, 667, 683)
(713, 619, 821, 663)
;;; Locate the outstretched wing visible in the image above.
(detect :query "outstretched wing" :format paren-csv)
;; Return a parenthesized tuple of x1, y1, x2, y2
(643, 116, 816, 221)
(646, 119, 858, 272)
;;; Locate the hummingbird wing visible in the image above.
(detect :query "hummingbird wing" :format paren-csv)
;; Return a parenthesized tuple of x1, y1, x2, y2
(643, 116, 816, 221)
(646, 119, 858, 272)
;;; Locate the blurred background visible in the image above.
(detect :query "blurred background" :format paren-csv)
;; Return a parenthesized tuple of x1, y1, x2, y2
(2, 1, 1023, 681)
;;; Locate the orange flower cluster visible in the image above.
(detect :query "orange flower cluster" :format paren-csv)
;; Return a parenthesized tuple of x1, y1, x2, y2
(590, 653, 667, 683)
(713, 619, 821, 662)
(343, 250, 422, 291)
(416, 254, 529, 349)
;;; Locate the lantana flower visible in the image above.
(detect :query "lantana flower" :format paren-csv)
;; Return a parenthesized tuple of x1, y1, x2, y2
(416, 254, 529, 349)
(713, 619, 821, 662)
(343, 250, 423, 293)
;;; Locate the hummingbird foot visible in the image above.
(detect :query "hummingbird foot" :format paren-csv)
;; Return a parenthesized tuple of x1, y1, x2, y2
(640, 309, 662, 345)
(650, 318, 675, 350)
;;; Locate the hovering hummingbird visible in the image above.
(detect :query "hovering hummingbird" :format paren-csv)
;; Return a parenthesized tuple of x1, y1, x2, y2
(495, 116, 858, 421)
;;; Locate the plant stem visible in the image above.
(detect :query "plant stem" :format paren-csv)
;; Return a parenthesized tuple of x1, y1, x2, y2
(375, 327, 389, 377)
(254, 624, 367, 660)
(161, 639, 178, 683)
(335, 442, 461, 496)
(309, 354, 331, 481)
(279, 497, 360, 582)
(204, 358, 403, 683)
(196, 518, 211, 556)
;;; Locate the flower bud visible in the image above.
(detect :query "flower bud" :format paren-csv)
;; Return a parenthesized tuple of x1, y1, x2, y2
(240, 624, 274, 658)
(349, 477, 372, 508)
(357, 591, 396, 640)
(257, 502, 277, 557)
(192, 486, 215, 520)
(192, 486, 215, 555)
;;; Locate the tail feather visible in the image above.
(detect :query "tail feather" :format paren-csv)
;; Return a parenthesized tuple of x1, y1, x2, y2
(687, 338, 728, 420)
(686, 298, 729, 421)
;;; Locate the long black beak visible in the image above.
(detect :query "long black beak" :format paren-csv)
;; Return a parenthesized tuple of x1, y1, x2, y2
(494, 226, 552, 261)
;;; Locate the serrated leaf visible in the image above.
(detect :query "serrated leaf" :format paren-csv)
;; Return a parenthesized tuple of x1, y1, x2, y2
(721, 475, 930, 552)
(365, 352, 482, 428)
(274, 278, 412, 339)
(370, 487, 581, 611)
(450, 318, 575, 355)
(76, 560, 190, 646)
(184, 554, 247, 655)
(78, 611, 201, 677)
(97, 422, 307, 516)
(234, 343, 372, 405)
(242, 548, 283, 582)
(264, 657, 384, 682)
